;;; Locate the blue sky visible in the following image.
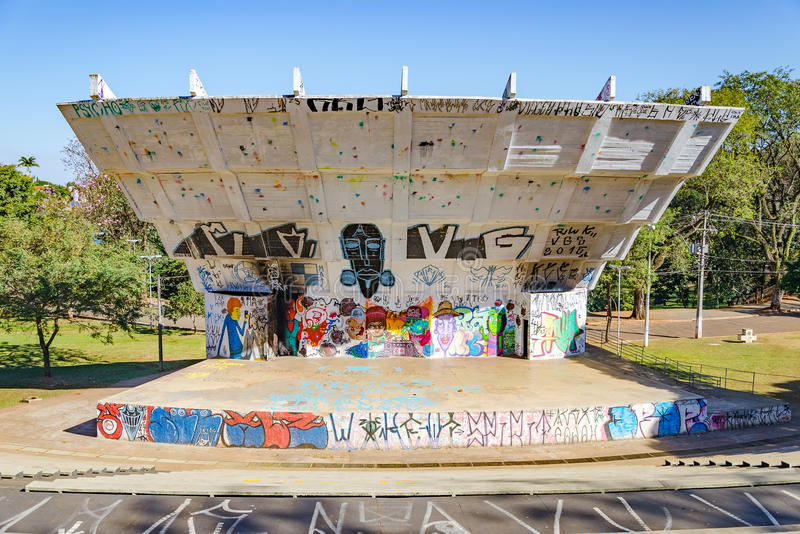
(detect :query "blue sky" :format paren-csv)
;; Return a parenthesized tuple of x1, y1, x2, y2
(1, 0, 798, 185)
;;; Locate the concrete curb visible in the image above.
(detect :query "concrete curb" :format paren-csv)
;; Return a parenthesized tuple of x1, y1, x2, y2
(24, 465, 800, 497)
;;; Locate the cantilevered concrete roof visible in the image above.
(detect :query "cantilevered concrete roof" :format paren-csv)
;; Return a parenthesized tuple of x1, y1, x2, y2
(58, 71, 742, 297)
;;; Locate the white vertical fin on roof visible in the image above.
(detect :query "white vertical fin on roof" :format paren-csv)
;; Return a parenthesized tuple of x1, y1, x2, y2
(189, 69, 208, 98)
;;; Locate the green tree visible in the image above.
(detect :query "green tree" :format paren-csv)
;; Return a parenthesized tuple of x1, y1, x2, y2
(0, 212, 144, 377)
(0, 165, 38, 219)
(165, 280, 205, 333)
(62, 138, 190, 301)
(716, 69, 800, 311)
(631, 69, 798, 313)
(17, 156, 38, 176)
(63, 139, 152, 244)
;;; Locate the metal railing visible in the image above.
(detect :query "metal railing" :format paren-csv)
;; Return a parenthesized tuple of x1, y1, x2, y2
(585, 327, 757, 393)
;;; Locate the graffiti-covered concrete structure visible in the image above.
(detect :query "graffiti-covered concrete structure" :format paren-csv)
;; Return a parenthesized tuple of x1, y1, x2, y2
(59, 71, 742, 360)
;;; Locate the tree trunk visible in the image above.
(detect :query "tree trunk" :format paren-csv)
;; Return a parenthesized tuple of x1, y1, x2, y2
(630, 286, 646, 320)
(771, 287, 784, 311)
(192, 315, 198, 334)
(35, 316, 59, 378)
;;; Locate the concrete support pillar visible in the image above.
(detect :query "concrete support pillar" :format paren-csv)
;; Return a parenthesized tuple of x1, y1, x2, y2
(527, 288, 587, 359)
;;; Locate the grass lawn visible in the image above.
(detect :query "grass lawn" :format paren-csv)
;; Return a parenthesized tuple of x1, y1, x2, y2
(0, 320, 205, 409)
(624, 332, 800, 405)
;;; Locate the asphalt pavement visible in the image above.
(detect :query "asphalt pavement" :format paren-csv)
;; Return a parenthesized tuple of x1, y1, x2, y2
(2, 481, 800, 533)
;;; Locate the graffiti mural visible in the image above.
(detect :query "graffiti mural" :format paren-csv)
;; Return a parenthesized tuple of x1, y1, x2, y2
(190, 259, 273, 293)
(221, 411, 328, 448)
(339, 223, 395, 299)
(97, 400, 791, 450)
(205, 293, 273, 359)
(429, 300, 514, 358)
(407, 224, 533, 260)
(523, 261, 583, 292)
(281, 294, 520, 359)
(529, 289, 586, 359)
(175, 222, 317, 259)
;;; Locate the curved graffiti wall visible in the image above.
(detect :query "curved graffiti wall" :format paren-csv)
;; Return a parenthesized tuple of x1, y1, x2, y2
(97, 399, 791, 450)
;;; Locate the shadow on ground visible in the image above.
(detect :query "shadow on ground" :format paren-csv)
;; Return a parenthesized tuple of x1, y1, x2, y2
(0, 357, 202, 391)
(65, 418, 97, 437)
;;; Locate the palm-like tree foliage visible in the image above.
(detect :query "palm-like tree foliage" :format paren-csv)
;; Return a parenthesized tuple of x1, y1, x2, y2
(17, 156, 39, 175)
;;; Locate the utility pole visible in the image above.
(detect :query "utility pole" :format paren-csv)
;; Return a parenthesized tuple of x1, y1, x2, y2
(695, 211, 708, 339)
(608, 264, 631, 356)
(644, 246, 652, 347)
(643, 224, 656, 348)
(157, 273, 164, 371)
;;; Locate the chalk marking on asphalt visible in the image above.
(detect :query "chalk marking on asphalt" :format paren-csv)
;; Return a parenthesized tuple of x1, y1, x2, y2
(745, 492, 780, 526)
(61, 497, 122, 534)
(0, 496, 51, 533)
(358, 501, 412, 523)
(690, 494, 753, 526)
(483, 500, 541, 534)
(593, 507, 633, 532)
(58, 521, 82, 534)
(308, 501, 347, 534)
(662, 507, 673, 532)
(782, 489, 800, 503)
(618, 496, 650, 531)
(142, 498, 191, 534)
(419, 501, 470, 534)
(189, 499, 253, 534)
(554, 499, 563, 534)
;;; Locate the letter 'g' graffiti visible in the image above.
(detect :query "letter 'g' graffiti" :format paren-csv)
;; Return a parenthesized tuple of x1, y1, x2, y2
(339, 224, 395, 298)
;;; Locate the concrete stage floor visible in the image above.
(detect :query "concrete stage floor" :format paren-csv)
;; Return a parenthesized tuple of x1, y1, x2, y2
(97, 348, 791, 451)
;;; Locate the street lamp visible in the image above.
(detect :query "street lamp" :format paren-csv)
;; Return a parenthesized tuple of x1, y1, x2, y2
(608, 264, 631, 356)
(139, 255, 162, 327)
(126, 239, 141, 252)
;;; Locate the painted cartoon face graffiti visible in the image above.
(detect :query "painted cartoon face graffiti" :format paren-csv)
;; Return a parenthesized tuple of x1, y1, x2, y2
(217, 297, 248, 359)
(205, 294, 271, 360)
(433, 301, 460, 356)
(339, 223, 395, 298)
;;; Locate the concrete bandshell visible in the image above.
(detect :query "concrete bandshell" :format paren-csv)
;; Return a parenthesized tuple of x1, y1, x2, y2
(58, 93, 741, 299)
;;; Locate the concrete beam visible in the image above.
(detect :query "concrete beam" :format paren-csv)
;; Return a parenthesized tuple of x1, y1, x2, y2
(293, 67, 305, 97)
(575, 114, 613, 174)
(286, 99, 316, 171)
(393, 104, 412, 172)
(503, 72, 516, 100)
(400, 65, 408, 96)
(189, 69, 207, 98)
(654, 121, 699, 176)
(685, 85, 711, 106)
(471, 173, 498, 223)
(617, 179, 652, 223)
(596, 75, 615, 102)
(190, 112, 252, 221)
(547, 179, 577, 223)
(89, 74, 116, 100)
(98, 115, 178, 221)
(693, 120, 738, 176)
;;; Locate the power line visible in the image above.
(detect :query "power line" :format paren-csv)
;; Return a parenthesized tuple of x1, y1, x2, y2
(655, 269, 785, 275)
(705, 255, 772, 263)
(708, 212, 800, 230)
